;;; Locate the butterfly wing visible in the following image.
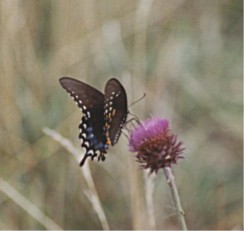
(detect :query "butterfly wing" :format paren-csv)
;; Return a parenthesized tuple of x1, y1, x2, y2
(104, 78, 128, 145)
(59, 77, 108, 166)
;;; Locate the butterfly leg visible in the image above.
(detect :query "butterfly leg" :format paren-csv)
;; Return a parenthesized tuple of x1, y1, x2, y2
(127, 111, 141, 125)
(122, 116, 141, 137)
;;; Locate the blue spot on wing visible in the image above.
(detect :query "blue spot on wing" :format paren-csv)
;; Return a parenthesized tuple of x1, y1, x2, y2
(79, 119, 108, 152)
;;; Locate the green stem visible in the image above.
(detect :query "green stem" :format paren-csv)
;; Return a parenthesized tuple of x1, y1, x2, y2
(163, 167, 188, 230)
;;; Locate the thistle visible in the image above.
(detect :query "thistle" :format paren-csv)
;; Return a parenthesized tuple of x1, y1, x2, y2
(129, 117, 187, 230)
(129, 117, 184, 174)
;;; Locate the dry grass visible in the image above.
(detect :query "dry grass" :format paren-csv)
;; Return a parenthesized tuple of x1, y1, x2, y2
(0, 0, 242, 229)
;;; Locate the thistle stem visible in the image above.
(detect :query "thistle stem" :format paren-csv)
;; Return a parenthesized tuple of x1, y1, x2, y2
(163, 167, 188, 230)
(144, 170, 156, 229)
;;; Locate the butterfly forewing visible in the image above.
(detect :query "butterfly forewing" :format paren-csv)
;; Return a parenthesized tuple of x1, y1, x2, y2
(59, 77, 108, 165)
(104, 78, 128, 145)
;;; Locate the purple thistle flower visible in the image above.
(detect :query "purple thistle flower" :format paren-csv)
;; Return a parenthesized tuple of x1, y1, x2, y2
(129, 117, 184, 174)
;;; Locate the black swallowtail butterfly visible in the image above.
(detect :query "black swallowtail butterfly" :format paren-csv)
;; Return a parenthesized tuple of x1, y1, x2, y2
(59, 77, 128, 166)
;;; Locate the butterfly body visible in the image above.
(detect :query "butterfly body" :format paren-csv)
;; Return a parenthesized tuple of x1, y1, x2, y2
(59, 77, 127, 166)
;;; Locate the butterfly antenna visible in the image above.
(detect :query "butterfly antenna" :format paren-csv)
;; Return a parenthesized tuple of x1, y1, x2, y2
(128, 93, 146, 108)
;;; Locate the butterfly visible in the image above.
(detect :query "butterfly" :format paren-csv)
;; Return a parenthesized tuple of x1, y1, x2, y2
(59, 77, 128, 166)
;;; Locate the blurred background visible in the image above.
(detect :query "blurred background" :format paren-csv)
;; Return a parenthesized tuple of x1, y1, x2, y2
(0, 0, 242, 229)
